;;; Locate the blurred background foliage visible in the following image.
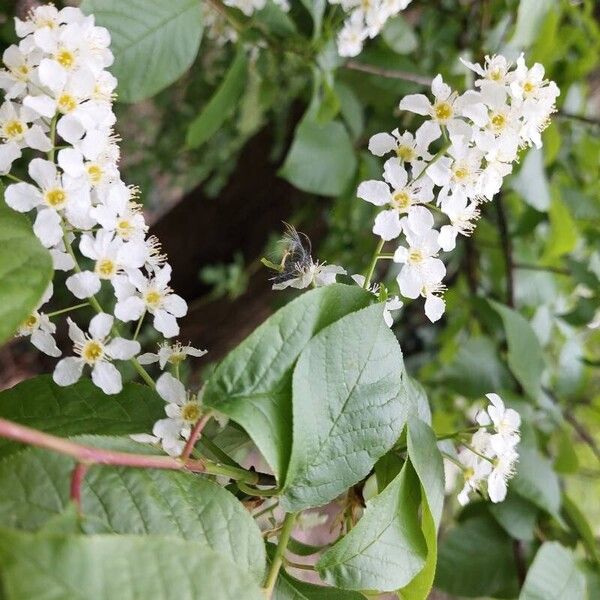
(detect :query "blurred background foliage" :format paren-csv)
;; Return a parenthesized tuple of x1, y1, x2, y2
(0, 0, 599, 597)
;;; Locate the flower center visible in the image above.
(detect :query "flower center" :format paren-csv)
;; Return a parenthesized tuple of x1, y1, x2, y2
(15, 64, 30, 80)
(81, 340, 104, 364)
(181, 401, 202, 423)
(453, 165, 470, 181)
(3, 119, 25, 140)
(145, 290, 163, 309)
(57, 93, 77, 113)
(21, 312, 40, 332)
(86, 163, 103, 184)
(433, 101, 453, 122)
(523, 81, 535, 95)
(44, 187, 67, 209)
(408, 249, 424, 264)
(56, 48, 75, 69)
(169, 352, 186, 365)
(95, 258, 117, 279)
(116, 218, 134, 239)
(392, 190, 411, 210)
(490, 69, 502, 81)
(490, 112, 507, 131)
(463, 467, 475, 481)
(396, 145, 415, 162)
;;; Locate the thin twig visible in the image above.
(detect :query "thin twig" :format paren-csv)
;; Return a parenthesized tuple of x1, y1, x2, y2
(564, 410, 600, 463)
(558, 111, 600, 127)
(495, 195, 515, 307)
(344, 61, 432, 86)
(514, 262, 570, 276)
(70, 462, 88, 513)
(180, 413, 211, 461)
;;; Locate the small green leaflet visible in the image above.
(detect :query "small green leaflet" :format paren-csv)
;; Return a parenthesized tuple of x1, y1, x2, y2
(186, 47, 248, 149)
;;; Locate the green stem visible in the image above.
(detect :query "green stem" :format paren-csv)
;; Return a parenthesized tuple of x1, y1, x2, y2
(46, 302, 89, 318)
(441, 451, 465, 470)
(462, 442, 494, 464)
(253, 500, 279, 520)
(197, 435, 243, 469)
(262, 512, 298, 598)
(238, 481, 280, 497)
(3, 173, 24, 183)
(133, 311, 145, 341)
(363, 238, 385, 289)
(47, 115, 57, 162)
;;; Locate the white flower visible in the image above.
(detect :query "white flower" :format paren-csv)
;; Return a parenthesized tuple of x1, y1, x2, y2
(460, 54, 512, 87)
(487, 436, 519, 503)
(357, 159, 434, 241)
(438, 191, 480, 251)
(0, 44, 42, 99)
(138, 341, 207, 369)
(272, 260, 346, 290)
(477, 392, 521, 444)
(15, 285, 61, 357)
(15, 5, 65, 38)
(368, 121, 440, 169)
(223, 0, 267, 16)
(336, 12, 368, 57)
(151, 372, 203, 456)
(53, 313, 140, 394)
(456, 429, 493, 506)
(66, 230, 146, 299)
(113, 264, 187, 338)
(393, 210, 445, 300)
(5, 158, 92, 247)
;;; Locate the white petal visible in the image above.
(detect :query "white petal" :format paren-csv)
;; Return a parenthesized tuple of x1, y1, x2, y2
(57, 148, 84, 177)
(23, 95, 56, 118)
(67, 317, 86, 344)
(66, 271, 101, 299)
(357, 180, 390, 206)
(24, 125, 52, 152)
(0, 142, 21, 174)
(57, 114, 85, 144)
(373, 209, 402, 241)
(153, 309, 179, 338)
(130, 433, 159, 445)
(137, 353, 159, 365)
(92, 361, 122, 395)
(31, 330, 61, 357)
(114, 296, 145, 322)
(431, 74, 451, 100)
(106, 338, 140, 360)
(156, 372, 186, 405)
(399, 94, 431, 116)
(424, 294, 445, 322)
(89, 312, 114, 339)
(153, 417, 182, 441)
(368, 132, 396, 156)
(407, 206, 434, 234)
(33, 208, 62, 248)
(438, 224, 458, 251)
(53, 357, 84, 386)
(29, 158, 57, 189)
(163, 294, 187, 318)
(5, 182, 40, 212)
(38, 58, 67, 91)
(383, 158, 408, 189)
(398, 266, 422, 299)
(487, 471, 508, 503)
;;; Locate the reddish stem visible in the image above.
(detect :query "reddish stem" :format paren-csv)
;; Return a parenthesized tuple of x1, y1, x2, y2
(70, 463, 88, 513)
(0, 417, 206, 473)
(180, 414, 211, 461)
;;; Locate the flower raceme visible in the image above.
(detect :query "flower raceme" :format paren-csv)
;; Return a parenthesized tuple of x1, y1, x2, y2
(1, 5, 202, 399)
(357, 56, 559, 322)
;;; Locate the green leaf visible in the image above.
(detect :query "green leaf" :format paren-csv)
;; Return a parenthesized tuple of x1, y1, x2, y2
(0, 193, 53, 346)
(489, 301, 545, 400)
(299, 0, 327, 38)
(562, 494, 599, 565)
(511, 148, 551, 211)
(399, 418, 445, 600)
(382, 15, 418, 54)
(0, 530, 264, 600)
(489, 492, 538, 541)
(435, 515, 519, 598)
(543, 194, 578, 261)
(509, 0, 557, 49)
(186, 47, 248, 149)
(512, 446, 561, 519)
(203, 284, 373, 480)
(81, 0, 203, 103)
(282, 303, 409, 511)
(519, 542, 586, 600)
(0, 437, 265, 579)
(279, 117, 357, 197)
(317, 463, 426, 592)
(0, 375, 164, 459)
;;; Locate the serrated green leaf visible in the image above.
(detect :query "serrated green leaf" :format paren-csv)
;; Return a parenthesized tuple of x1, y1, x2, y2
(279, 117, 357, 197)
(203, 284, 373, 480)
(489, 301, 545, 400)
(0, 375, 164, 459)
(0, 437, 265, 579)
(399, 418, 445, 600)
(317, 463, 426, 592)
(435, 515, 519, 598)
(0, 192, 53, 346)
(81, 0, 203, 103)
(0, 530, 264, 600)
(282, 303, 409, 511)
(186, 47, 248, 149)
(519, 542, 586, 600)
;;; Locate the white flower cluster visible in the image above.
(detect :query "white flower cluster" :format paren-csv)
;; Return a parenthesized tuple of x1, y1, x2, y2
(358, 54, 559, 322)
(454, 393, 521, 505)
(330, 0, 412, 57)
(2, 5, 201, 395)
